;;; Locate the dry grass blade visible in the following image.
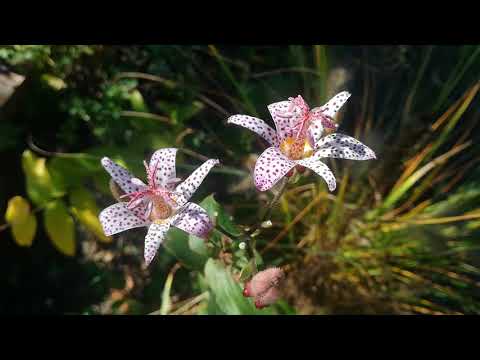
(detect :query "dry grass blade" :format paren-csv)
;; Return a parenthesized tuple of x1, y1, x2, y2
(382, 141, 471, 209)
(400, 211, 480, 225)
(262, 192, 329, 253)
(121, 111, 172, 124)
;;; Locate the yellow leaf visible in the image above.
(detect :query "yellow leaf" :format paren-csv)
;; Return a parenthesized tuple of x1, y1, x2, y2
(41, 74, 67, 91)
(44, 201, 76, 256)
(69, 188, 112, 243)
(71, 208, 111, 243)
(5, 196, 31, 225)
(11, 213, 37, 247)
(22, 150, 64, 205)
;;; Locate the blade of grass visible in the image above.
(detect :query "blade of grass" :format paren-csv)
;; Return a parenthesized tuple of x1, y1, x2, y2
(402, 46, 434, 122)
(313, 45, 328, 104)
(208, 45, 258, 116)
(382, 141, 471, 210)
(432, 45, 480, 113)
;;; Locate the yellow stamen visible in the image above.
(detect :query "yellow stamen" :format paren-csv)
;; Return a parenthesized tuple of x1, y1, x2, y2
(280, 137, 314, 160)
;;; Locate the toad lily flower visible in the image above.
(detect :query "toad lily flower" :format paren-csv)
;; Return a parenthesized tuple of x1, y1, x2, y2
(99, 148, 219, 265)
(227, 91, 376, 192)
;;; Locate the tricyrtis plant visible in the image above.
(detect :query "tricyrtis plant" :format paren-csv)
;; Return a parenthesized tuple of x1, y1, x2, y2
(4, 45, 480, 315)
(93, 91, 376, 313)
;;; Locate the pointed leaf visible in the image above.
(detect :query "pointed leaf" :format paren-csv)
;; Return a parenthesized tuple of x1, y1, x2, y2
(163, 228, 208, 270)
(69, 187, 111, 243)
(44, 200, 76, 256)
(204, 259, 273, 315)
(11, 213, 37, 247)
(22, 150, 64, 205)
(5, 195, 31, 225)
(199, 194, 242, 237)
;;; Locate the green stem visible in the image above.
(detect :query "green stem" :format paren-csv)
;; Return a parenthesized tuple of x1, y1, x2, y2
(247, 176, 291, 273)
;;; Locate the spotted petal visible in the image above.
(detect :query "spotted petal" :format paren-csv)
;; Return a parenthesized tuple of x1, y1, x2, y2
(99, 202, 150, 236)
(315, 133, 376, 160)
(267, 100, 303, 141)
(101, 157, 142, 194)
(144, 220, 173, 266)
(254, 146, 296, 192)
(316, 91, 351, 119)
(297, 156, 337, 192)
(307, 119, 324, 148)
(172, 202, 213, 239)
(174, 159, 219, 206)
(149, 148, 178, 188)
(228, 115, 279, 147)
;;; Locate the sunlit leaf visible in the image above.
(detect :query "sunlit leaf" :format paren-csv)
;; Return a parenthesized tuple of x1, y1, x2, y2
(22, 150, 65, 206)
(11, 213, 37, 247)
(70, 187, 112, 243)
(129, 89, 148, 112)
(44, 200, 76, 256)
(41, 74, 67, 90)
(5, 195, 31, 225)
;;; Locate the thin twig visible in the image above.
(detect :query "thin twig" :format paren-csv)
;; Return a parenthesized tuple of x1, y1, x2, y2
(27, 135, 99, 159)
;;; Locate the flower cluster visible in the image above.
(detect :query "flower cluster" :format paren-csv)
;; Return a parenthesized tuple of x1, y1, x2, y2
(98, 92, 376, 309)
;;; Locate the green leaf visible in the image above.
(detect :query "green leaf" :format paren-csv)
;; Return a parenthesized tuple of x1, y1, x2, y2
(199, 194, 242, 237)
(69, 187, 111, 243)
(129, 89, 149, 112)
(163, 228, 208, 270)
(188, 234, 209, 257)
(159, 269, 175, 315)
(49, 155, 101, 189)
(22, 150, 65, 206)
(44, 200, 76, 256)
(274, 300, 297, 315)
(204, 259, 272, 315)
(205, 292, 226, 315)
(11, 213, 37, 247)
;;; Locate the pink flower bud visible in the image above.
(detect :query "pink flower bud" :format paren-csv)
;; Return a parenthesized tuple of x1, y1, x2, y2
(243, 267, 285, 308)
(296, 165, 306, 174)
(255, 287, 281, 309)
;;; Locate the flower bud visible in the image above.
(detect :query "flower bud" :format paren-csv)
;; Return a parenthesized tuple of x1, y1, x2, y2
(285, 168, 295, 178)
(255, 287, 281, 309)
(243, 267, 285, 308)
(296, 165, 307, 174)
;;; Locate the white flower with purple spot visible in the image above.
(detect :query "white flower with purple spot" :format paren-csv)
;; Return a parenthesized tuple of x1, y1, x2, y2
(227, 91, 376, 192)
(99, 148, 219, 266)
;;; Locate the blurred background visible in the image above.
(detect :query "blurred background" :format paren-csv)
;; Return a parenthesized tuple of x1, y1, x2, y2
(1, 45, 480, 315)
